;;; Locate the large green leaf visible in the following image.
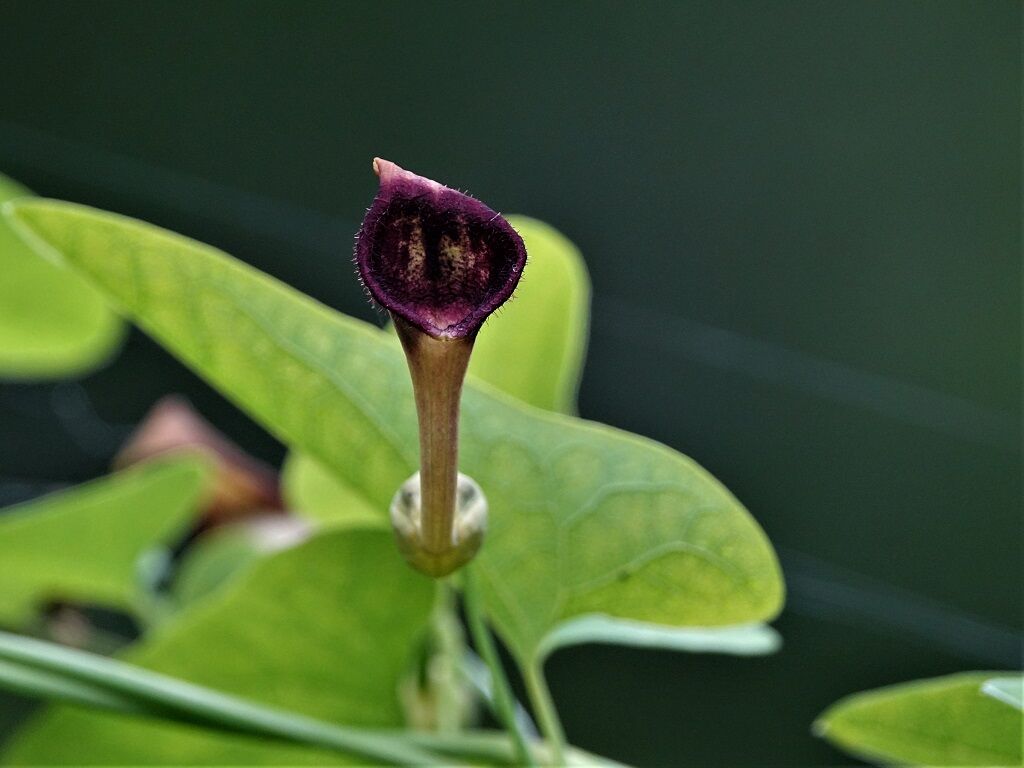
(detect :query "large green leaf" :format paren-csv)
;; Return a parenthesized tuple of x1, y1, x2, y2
(166, 516, 315, 614)
(283, 215, 778, 660)
(168, 523, 276, 609)
(0, 174, 122, 378)
(5, 528, 435, 765)
(0, 456, 209, 626)
(983, 675, 1024, 711)
(815, 672, 1024, 767)
(470, 215, 589, 414)
(281, 451, 384, 528)
(4, 200, 784, 664)
(281, 441, 782, 663)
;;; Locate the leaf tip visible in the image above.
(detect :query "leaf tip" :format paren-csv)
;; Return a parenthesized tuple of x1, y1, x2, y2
(810, 715, 831, 739)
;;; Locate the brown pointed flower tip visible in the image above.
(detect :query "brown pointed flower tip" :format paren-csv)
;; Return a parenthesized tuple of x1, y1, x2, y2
(355, 158, 527, 339)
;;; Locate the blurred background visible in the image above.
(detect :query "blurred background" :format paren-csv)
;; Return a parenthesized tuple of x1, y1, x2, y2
(0, 1, 1019, 764)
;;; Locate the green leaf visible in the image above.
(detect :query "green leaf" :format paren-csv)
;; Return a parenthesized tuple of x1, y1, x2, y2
(0, 456, 209, 626)
(5, 528, 436, 765)
(814, 672, 1024, 767)
(397, 217, 772, 664)
(281, 452, 385, 528)
(536, 616, 780, 661)
(4, 200, 784, 665)
(469, 216, 590, 414)
(168, 525, 268, 608)
(983, 676, 1024, 711)
(0, 174, 122, 379)
(167, 516, 313, 611)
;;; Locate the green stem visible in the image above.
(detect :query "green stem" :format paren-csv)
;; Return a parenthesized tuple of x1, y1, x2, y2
(462, 567, 536, 767)
(432, 582, 466, 732)
(0, 630, 442, 766)
(0, 658, 148, 715)
(523, 661, 567, 767)
(0, 633, 613, 766)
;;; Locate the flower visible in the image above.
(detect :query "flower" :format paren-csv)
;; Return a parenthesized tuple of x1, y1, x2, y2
(356, 158, 526, 339)
(354, 159, 526, 577)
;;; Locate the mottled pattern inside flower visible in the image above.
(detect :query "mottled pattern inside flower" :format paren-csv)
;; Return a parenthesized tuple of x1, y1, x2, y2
(361, 188, 524, 337)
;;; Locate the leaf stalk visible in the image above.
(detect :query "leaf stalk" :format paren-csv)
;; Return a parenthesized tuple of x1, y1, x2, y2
(524, 660, 568, 766)
(463, 567, 537, 767)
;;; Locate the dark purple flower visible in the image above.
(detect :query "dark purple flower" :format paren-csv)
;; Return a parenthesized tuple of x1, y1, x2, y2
(355, 158, 526, 339)
(353, 159, 528, 577)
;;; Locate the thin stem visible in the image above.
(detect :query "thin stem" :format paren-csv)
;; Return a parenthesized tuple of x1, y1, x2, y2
(395, 318, 473, 556)
(0, 650, 596, 767)
(0, 658, 148, 715)
(431, 582, 466, 732)
(462, 567, 536, 767)
(523, 661, 567, 767)
(393, 317, 480, 577)
(460, 651, 539, 740)
(0, 630, 442, 766)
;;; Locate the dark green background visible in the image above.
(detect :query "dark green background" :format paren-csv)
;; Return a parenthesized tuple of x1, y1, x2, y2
(0, 2, 1019, 765)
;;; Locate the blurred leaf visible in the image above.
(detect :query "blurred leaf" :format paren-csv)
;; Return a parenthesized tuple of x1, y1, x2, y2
(0, 175, 122, 379)
(470, 216, 590, 414)
(5, 528, 435, 765)
(115, 395, 284, 524)
(11, 719, 368, 767)
(0, 456, 209, 626)
(814, 672, 1023, 767)
(281, 452, 383, 528)
(4, 200, 784, 665)
(982, 675, 1023, 711)
(282, 459, 781, 665)
(536, 616, 780, 661)
(169, 516, 313, 610)
(168, 526, 265, 607)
